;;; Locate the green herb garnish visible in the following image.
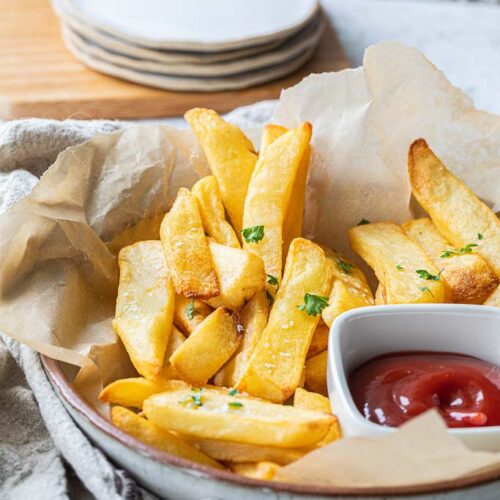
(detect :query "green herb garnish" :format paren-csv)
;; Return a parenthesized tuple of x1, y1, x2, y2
(416, 269, 442, 281)
(297, 294, 329, 317)
(266, 290, 275, 306)
(338, 260, 353, 274)
(267, 274, 279, 286)
(241, 225, 264, 243)
(357, 219, 370, 226)
(441, 243, 478, 258)
(396, 264, 404, 271)
(478, 233, 484, 240)
(185, 299, 196, 320)
(419, 286, 434, 297)
(228, 388, 239, 396)
(228, 402, 244, 409)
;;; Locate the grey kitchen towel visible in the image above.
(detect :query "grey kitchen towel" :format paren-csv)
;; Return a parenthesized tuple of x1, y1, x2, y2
(0, 101, 275, 500)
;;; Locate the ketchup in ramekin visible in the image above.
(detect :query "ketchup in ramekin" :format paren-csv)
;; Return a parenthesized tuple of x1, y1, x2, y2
(349, 352, 500, 428)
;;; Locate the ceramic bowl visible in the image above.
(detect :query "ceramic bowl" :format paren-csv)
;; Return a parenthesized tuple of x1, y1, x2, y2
(327, 304, 500, 451)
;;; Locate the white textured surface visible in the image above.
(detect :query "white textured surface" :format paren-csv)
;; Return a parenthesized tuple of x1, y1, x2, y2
(324, 0, 500, 114)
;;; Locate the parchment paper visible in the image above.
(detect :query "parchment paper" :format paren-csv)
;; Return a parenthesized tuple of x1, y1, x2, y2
(1, 42, 500, 486)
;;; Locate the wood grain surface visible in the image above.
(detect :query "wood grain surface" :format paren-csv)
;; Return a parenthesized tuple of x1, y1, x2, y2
(0, 0, 348, 120)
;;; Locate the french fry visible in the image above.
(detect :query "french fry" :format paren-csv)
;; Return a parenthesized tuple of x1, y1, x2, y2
(155, 326, 186, 380)
(99, 378, 188, 408)
(113, 241, 175, 378)
(238, 238, 329, 403)
(189, 438, 304, 465)
(206, 240, 266, 311)
(111, 406, 223, 469)
(160, 188, 219, 299)
(214, 290, 269, 388)
(143, 387, 334, 448)
(403, 218, 498, 303)
(170, 307, 243, 386)
(307, 322, 330, 359)
(349, 222, 446, 304)
(484, 285, 500, 307)
(304, 351, 328, 396)
(242, 123, 312, 293)
(293, 388, 341, 445)
(260, 124, 287, 153)
(185, 108, 257, 234)
(320, 245, 374, 327)
(408, 139, 500, 278)
(228, 462, 280, 480)
(173, 295, 212, 335)
(192, 176, 240, 248)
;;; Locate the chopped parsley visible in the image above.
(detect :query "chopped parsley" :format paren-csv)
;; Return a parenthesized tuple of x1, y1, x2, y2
(266, 290, 275, 306)
(241, 225, 264, 243)
(338, 260, 353, 274)
(185, 299, 196, 320)
(441, 243, 478, 258)
(396, 264, 404, 271)
(419, 286, 434, 297)
(267, 274, 279, 286)
(228, 402, 244, 409)
(228, 388, 239, 396)
(297, 294, 329, 317)
(357, 218, 370, 226)
(416, 269, 442, 281)
(478, 233, 484, 240)
(178, 387, 205, 408)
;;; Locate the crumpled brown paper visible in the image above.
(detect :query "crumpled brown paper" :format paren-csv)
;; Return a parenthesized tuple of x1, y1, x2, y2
(0, 42, 500, 487)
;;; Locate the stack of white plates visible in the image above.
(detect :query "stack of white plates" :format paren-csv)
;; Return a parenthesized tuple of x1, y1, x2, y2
(52, 0, 324, 92)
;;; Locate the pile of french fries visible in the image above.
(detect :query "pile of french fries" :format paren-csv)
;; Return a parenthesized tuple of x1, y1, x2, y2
(100, 109, 500, 481)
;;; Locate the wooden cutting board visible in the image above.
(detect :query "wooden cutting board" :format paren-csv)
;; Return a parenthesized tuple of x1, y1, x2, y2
(0, 0, 348, 120)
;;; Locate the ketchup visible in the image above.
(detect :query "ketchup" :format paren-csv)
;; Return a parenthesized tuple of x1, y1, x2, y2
(349, 352, 500, 428)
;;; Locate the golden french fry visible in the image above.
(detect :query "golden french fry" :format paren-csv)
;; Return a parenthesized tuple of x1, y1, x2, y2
(206, 239, 266, 311)
(238, 238, 329, 403)
(349, 222, 445, 304)
(260, 124, 287, 153)
(192, 176, 240, 248)
(307, 322, 330, 359)
(484, 285, 500, 307)
(214, 290, 269, 388)
(185, 108, 257, 234)
(173, 294, 212, 335)
(143, 387, 334, 448)
(111, 406, 223, 469)
(113, 241, 175, 378)
(403, 218, 498, 303)
(242, 123, 312, 294)
(228, 462, 281, 480)
(155, 326, 186, 380)
(304, 351, 328, 396)
(190, 438, 304, 465)
(320, 245, 374, 327)
(160, 188, 219, 299)
(293, 388, 341, 445)
(99, 378, 188, 408)
(408, 139, 500, 278)
(170, 307, 243, 386)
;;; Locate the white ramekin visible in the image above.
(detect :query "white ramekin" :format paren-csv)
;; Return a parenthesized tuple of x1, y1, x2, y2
(327, 304, 500, 451)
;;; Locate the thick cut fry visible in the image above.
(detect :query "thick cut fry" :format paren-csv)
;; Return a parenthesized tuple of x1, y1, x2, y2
(228, 462, 280, 480)
(190, 438, 304, 465)
(304, 351, 328, 396)
(173, 295, 212, 335)
(206, 240, 266, 310)
(170, 307, 243, 386)
(214, 290, 269, 388)
(143, 388, 334, 448)
(349, 222, 445, 304)
(156, 327, 186, 380)
(403, 218, 498, 303)
(160, 188, 219, 299)
(192, 176, 240, 248)
(307, 322, 330, 359)
(185, 108, 257, 234)
(484, 285, 500, 307)
(293, 388, 341, 445)
(238, 238, 329, 403)
(99, 378, 188, 408)
(260, 124, 287, 153)
(408, 139, 500, 278)
(242, 123, 312, 293)
(320, 245, 374, 327)
(113, 241, 175, 378)
(111, 406, 222, 469)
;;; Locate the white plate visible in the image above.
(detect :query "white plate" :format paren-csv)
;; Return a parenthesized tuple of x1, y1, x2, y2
(64, 32, 318, 92)
(59, 0, 319, 51)
(62, 16, 324, 78)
